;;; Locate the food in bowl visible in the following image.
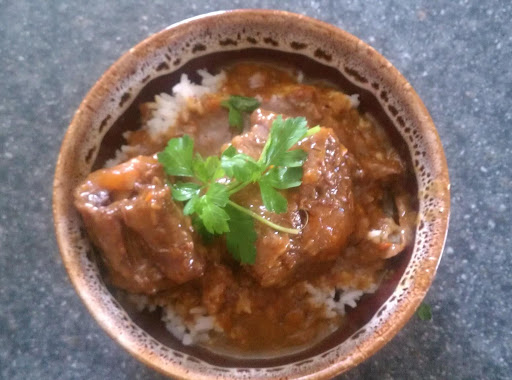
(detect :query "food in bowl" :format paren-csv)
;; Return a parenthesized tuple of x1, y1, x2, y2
(73, 61, 417, 353)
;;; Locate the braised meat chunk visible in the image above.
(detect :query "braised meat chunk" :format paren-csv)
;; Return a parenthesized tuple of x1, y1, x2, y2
(231, 109, 354, 287)
(74, 156, 205, 294)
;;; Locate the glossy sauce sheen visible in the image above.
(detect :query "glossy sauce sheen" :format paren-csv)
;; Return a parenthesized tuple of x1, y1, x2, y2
(77, 59, 418, 353)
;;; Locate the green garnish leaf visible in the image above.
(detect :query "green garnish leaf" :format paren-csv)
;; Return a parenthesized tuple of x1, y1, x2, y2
(228, 95, 261, 112)
(263, 166, 304, 189)
(192, 215, 214, 244)
(157, 112, 320, 264)
(259, 181, 288, 213)
(171, 182, 201, 201)
(157, 135, 194, 177)
(204, 182, 229, 207)
(226, 106, 243, 129)
(417, 303, 433, 321)
(252, 116, 315, 212)
(189, 183, 230, 234)
(221, 95, 261, 130)
(272, 149, 308, 168)
(195, 185, 230, 234)
(225, 204, 257, 264)
(183, 194, 199, 215)
(259, 115, 309, 167)
(221, 146, 261, 183)
(193, 154, 224, 183)
(197, 201, 230, 234)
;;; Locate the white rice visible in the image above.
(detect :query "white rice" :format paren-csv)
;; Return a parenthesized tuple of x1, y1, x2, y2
(147, 69, 226, 138)
(129, 282, 376, 346)
(349, 93, 360, 108)
(125, 293, 157, 312)
(296, 70, 304, 83)
(304, 282, 377, 319)
(105, 144, 143, 168)
(248, 72, 265, 89)
(105, 69, 226, 167)
(161, 305, 222, 346)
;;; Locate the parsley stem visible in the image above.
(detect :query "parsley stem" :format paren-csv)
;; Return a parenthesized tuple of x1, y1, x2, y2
(227, 200, 301, 235)
(228, 181, 250, 195)
(304, 125, 321, 137)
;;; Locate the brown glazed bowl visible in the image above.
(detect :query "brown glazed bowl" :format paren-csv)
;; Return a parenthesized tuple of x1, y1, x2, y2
(53, 9, 450, 379)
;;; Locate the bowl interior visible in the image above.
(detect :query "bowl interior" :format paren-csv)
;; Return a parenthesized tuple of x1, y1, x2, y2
(53, 10, 449, 379)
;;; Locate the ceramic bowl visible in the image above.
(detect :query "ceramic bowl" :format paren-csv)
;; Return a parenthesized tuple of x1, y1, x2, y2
(53, 9, 450, 379)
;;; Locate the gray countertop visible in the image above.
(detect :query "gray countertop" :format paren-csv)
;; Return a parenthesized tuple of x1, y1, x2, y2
(1, 1, 510, 379)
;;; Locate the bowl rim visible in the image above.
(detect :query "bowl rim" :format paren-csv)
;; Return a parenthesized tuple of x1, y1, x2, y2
(53, 9, 450, 379)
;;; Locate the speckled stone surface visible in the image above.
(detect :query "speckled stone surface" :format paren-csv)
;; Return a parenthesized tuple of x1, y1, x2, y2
(1, 1, 510, 379)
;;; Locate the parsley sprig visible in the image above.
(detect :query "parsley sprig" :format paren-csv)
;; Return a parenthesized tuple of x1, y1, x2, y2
(220, 95, 261, 130)
(157, 115, 319, 264)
